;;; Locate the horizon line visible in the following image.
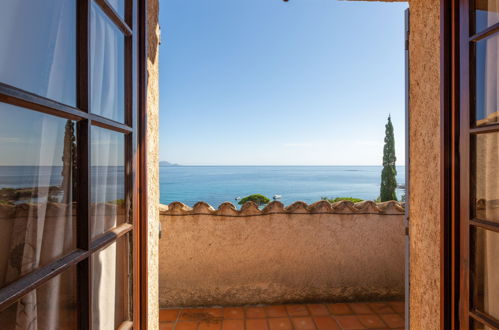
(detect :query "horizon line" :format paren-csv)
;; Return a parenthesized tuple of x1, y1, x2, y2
(159, 164, 407, 167)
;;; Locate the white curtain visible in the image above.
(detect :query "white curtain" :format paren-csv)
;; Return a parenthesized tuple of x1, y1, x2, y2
(89, 123, 126, 328)
(83, 3, 126, 328)
(90, 2, 123, 121)
(91, 130, 121, 330)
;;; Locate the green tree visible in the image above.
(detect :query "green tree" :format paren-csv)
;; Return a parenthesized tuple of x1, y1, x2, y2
(380, 115, 398, 201)
(321, 197, 364, 203)
(238, 194, 270, 206)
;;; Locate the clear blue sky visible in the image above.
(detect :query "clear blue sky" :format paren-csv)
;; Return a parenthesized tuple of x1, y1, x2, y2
(159, 0, 408, 166)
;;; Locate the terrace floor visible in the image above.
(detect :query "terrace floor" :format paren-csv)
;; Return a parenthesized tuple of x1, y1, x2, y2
(159, 301, 405, 330)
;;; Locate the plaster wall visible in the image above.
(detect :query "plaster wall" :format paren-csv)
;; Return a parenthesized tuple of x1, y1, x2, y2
(407, 1, 442, 329)
(147, 0, 160, 328)
(158, 201, 405, 307)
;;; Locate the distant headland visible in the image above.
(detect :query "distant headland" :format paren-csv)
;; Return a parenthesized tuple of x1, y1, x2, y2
(159, 161, 181, 167)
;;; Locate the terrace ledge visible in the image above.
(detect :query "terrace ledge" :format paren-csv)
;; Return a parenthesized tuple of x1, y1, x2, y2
(159, 200, 405, 216)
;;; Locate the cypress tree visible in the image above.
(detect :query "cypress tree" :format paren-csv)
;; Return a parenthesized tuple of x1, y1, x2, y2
(380, 115, 398, 201)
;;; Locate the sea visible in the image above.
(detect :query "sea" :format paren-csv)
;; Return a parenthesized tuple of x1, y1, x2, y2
(160, 165, 406, 207)
(0, 165, 406, 207)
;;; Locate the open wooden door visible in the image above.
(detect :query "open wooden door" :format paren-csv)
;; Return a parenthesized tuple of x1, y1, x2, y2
(458, 0, 499, 328)
(0, 0, 147, 328)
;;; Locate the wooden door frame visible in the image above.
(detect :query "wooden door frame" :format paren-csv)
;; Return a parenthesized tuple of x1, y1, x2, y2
(440, 0, 461, 328)
(137, 0, 149, 328)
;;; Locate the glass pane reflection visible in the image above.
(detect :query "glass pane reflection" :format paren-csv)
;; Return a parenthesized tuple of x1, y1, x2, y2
(91, 127, 125, 239)
(475, 0, 499, 33)
(90, 1, 125, 123)
(0, 103, 76, 288)
(91, 235, 131, 329)
(471, 227, 499, 321)
(474, 133, 499, 223)
(0, 267, 77, 330)
(475, 33, 499, 126)
(0, 0, 76, 106)
(106, 0, 125, 19)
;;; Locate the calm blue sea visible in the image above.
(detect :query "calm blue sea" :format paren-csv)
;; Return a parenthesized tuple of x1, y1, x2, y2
(0, 166, 406, 206)
(160, 166, 406, 207)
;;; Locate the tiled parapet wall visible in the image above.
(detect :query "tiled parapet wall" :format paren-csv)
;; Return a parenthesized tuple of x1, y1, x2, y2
(161, 200, 405, 216)
(159, 200, 405, 308)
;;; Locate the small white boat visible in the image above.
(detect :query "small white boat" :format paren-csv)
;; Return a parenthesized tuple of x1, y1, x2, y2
(273, 195, 282, 200)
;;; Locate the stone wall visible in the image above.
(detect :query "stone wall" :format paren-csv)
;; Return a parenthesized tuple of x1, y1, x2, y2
(158, 200, 405, 308)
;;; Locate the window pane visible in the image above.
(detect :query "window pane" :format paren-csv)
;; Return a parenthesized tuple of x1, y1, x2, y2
(0, 103, 76, 288)
(91, 1, 125, 123)
(0, 0, 76, 106)
(475, 0, 499, 33)
(471, 227, 499, 321)
(91, 127, 125, 239)
(91, 235, 131, 329)
(0, 267, 77, 330)
(474, 133, 499, 223)
(475, 34, 499, 126)
(107, 0, 125, 19)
